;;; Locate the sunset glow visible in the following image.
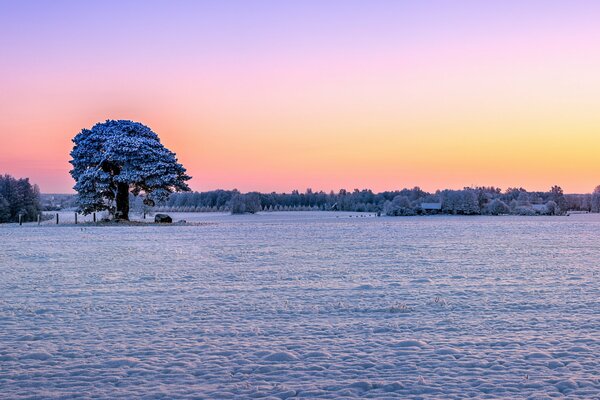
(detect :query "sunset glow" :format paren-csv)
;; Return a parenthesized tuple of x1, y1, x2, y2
(1, 1, 600, 193)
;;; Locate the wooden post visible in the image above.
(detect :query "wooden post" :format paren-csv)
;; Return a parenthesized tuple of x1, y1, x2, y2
(93, 213, 96, 223)
(37, 214, 41, 225)
(19, 214, 22, 226)
(75, 213, 78, 224)
(143, 211, 146, 219)
(56, 213, 59, 224)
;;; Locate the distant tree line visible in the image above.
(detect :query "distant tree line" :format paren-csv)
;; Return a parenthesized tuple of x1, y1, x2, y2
(43, 185, 600, 216)
(0, 175, 42, 223)
(147, 188, 395, 213)
(134, 185, 595, 216)
(383, 186, 567, 216)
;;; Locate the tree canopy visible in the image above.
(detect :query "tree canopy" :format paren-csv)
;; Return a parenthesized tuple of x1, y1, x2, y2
(70, 120, 191, 220)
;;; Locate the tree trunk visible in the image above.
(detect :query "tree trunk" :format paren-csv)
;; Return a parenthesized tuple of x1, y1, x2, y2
(115, 182, 130, 220)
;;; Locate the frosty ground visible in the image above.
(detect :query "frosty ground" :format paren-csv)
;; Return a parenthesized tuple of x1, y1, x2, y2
(0, 212, 598, 399)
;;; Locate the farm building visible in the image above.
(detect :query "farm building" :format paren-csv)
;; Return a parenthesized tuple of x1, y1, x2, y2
(420, 202, 442, 214)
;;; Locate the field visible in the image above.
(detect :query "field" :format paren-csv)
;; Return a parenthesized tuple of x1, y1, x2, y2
(1, 212, 599, 398)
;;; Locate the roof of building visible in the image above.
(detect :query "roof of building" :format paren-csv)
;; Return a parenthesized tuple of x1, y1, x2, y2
(421, 202, 442, 210)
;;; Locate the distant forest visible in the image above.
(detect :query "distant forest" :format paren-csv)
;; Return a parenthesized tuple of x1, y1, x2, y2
(41, 186, 600, 216)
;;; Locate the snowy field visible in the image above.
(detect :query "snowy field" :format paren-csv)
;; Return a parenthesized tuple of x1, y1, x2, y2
(0, 212, 599, 399)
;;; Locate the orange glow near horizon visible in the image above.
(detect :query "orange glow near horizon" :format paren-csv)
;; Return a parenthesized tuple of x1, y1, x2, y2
(1, 2, 600, 194)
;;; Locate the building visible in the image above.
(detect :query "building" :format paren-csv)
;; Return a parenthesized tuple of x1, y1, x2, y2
(421, 202, 442, 214)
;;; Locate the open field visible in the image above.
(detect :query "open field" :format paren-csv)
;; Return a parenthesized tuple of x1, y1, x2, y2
(1, 212, 599, 398)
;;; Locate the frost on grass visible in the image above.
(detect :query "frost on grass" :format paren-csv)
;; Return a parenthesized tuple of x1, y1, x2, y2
(0, 212, 599, 398)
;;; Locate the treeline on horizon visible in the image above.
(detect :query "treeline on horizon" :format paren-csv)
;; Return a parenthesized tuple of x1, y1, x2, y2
(6, 171, 600, 221)
(127, 185, 600, 216)
(34, 184, 600, 217)
(0, 175, 42, 223)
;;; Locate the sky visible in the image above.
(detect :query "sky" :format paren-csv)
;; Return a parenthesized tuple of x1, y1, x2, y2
(1, 0, 600, 194)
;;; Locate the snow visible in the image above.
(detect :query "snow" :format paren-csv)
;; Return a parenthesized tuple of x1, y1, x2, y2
(1, 212, 599, 398)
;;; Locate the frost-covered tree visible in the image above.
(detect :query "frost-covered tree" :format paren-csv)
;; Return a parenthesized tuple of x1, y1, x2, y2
(244, 193, 262, 214)
(0, 175, 41, 223)
(384, 195, 415, 216)
(485, 198, 510, 215)
(516, 191, 531, 208)
(230, 193, 246, 214)
(565, 193, 591, 211)
(230, 192, 262, 214)
(0, 194, 10, 222)
(591, 185, 600, 213)
(441, 190, 480, 214)
(70, 120, 191, 220)
(544, 200, 558, 215)
(549, 185, 567, 214)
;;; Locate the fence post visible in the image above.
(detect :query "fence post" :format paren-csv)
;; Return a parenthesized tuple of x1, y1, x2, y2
(56, 213, 59, 224)
(93, 213, 96, 223)
(19, 214, 22, 226)
(75, 213, 78, 224)
(37, 214, 41, 225)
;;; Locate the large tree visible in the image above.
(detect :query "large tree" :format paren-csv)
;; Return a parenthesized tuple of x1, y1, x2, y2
(70, 120, 191, 220)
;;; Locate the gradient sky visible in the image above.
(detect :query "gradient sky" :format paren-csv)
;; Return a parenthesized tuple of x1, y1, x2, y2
(1, 1, 600, 193)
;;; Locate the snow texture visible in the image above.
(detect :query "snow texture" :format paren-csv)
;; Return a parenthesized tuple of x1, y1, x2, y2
(0, 212, 599, 398)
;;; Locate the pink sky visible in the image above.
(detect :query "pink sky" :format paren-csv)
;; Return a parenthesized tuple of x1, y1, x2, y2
(1, 1, 600, 193)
